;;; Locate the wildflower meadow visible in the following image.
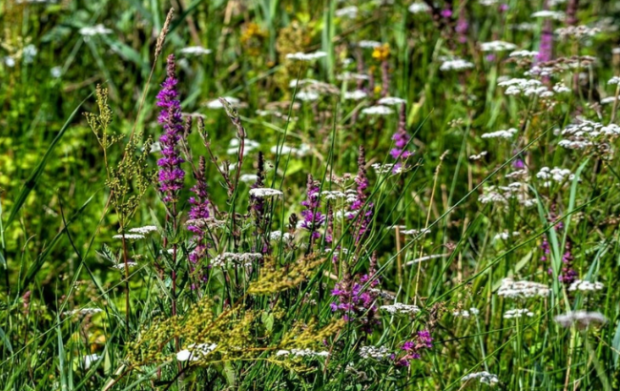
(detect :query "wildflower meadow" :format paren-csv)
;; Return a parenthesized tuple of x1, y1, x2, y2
(3, 0, 620, 389)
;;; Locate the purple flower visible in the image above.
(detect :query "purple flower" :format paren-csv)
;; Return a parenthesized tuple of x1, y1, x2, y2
(351, 147, 373, 243)
(157, 55, 185, 203)
(300, 174, 325, 242)
(395, 329, 433, 366)
(330, 253, 380, 333)
(391, 104, 413, 173)
(188, 157, 211, 265)
(455, 13, 469, 44)
(441, 8, 452, 18)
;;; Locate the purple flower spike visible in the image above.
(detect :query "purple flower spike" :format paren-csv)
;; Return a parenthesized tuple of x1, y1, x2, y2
(301, 174, 325, 243)
(157, 54, 185, 203)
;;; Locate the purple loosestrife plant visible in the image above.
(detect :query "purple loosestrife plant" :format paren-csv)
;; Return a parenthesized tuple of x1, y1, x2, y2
(157, 54, 185, 204)
(391, 104, 413, 174)
(301, 174, 325, 246)
(188, 156, 211, 265)
(537, 1, 553, 63)
(395, 330, 433, 366)
(331, 253, 380, 333)
(350, 147, 373, 244)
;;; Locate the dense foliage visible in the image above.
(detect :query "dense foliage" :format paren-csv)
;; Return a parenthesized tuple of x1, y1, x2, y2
(2, 0, 620, 390)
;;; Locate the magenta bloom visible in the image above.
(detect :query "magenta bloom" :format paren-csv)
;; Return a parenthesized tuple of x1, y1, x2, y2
(188, 158, 211, 264)
(157, 55, 185, 203)
(395, 329, 433, 366)
(300, 174, 325, 241)
(391, 104, 413, 173)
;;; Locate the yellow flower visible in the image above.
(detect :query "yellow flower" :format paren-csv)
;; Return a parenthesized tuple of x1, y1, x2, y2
(372, 44, 390, 61)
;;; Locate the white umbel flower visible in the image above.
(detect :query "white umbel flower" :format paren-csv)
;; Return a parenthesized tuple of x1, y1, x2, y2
(531, 10, 565, 20)
(504, 308, 534, 319)
(360, 345, 391, 359)
(480, 40, 517, 52)
(362, 105, 393, 115)
(497, 278, 550, 299)
(481, 128, 518, 139)
(335, 6, 358, 18)
(249, 188, 283, 198)
(79, 24, 112, 36)
(344, 90, 368, 100)
(179, 46, 211, 55)
(440, 59, 474, 71)
(206, 96, 240, 109)
(113, 234, 145, 240)
(461, 371, 499, 386)
(453, 308, 480, 318)
(128, 225, 158, 234)
(358, 40, 382, 48)
(380, 303, 420, 314)
(286, 51, 327, 61)
(555, 311, 607, 328)
(509, 50, 539, 58)
(276, 349, 330, 358)
(568, 280, 604, 292)
(377, 97, 406, 106)
(408, 2, 430, 13)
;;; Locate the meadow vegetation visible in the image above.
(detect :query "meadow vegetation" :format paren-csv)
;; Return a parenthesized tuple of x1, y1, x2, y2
(2, 0, 620, 389)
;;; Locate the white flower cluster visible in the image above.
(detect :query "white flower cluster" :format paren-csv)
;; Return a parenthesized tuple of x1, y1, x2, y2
(558, 120, 620, 150)
(286, 51, 327, 61)
(499, 78, 553, 98)
(536, 167, 574, 187)
(480, 41, 517, 52)
(240, 174, 259, 183)
(504, 309, 534, 319)
(509, 50, 539, 58)
(113, 233, 145, 240)
(360, 345, 391, 359)
(371, 163, 399, 174)
(344, 90, 368, 100)
(362, 105, 394, 115)
(440, 59, 475, 72)
(295, 91, 320, 102)
(461, 371, 499, 386)
(79, 24, 112, 36)
(227, 138, 259, 155)
(176, 343, 217, 361)
(400, 228, 431, 236)
(358, 40, 382, 48)
(337, 72, 369, 82)
(408, 2, 430, 14)
(493, 231, 519, 241)
(271, 143, 311, 157)
(481, 128, 518, 139)
(212, 252, 263, 267)
(179, 46, 211, 55)
(531, 10, 565, 20)
(608, 76, 620, 85)
(321, 190, 346, 201)
(556, 25, 600, 39)
(568, 280, 604, 292)
(249, 188, 283, 198)
(128, 225, 158, 235)
(554, 311, 607, 328)
(335, 6, 358, 18)
(206, 96, 241, 109)
(453, 308, 480, 318)
(469, 151, 488, 160)
(380, 303, 420, 314)
(377, 97, 406, 106)
(269, 231, 294, 242)
(112, 262, 138, 270)
(497, 278, 550, 299)
(276, 349, 330, 358)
